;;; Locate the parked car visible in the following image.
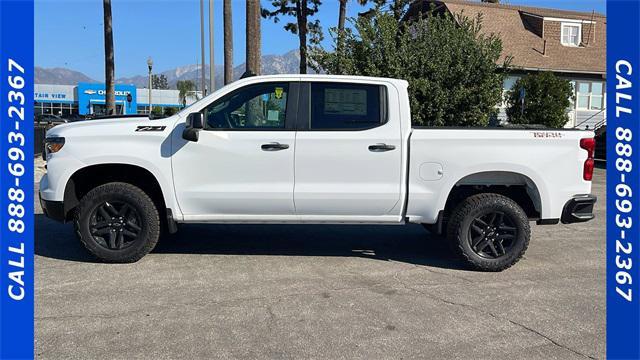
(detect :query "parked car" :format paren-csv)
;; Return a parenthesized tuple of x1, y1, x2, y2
(35, 114, 66, 125)
(39, 75, 596, 271)
(62, 114, 86, 122)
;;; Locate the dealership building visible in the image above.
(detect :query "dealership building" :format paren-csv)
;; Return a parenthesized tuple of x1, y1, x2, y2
(34, 83, 199, 116)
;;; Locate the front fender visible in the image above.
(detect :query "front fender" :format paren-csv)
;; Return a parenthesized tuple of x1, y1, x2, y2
(39, 140, 182, 220)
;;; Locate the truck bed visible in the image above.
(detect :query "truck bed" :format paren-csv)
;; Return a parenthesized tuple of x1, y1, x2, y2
(406, 128, 594, 224)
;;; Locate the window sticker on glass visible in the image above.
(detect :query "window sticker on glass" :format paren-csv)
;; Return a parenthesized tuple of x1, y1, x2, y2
(267, 110, 280, 122)
(274, 87, 284, 99)
(324, 88, 367, 116)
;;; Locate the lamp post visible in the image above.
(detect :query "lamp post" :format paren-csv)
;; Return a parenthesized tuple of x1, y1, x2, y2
(147, 56, 153, 114)
(208, 0, 214, 93)
(199, 0, 206, 98)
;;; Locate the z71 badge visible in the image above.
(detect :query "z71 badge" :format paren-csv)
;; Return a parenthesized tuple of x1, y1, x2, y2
(135, 126, 166, 132)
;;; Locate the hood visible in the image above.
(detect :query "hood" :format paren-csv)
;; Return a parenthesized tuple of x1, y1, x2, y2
(46, 115, 179, 138)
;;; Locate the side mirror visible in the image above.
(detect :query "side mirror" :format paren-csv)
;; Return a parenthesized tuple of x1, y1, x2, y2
(182, 112, 204, 142)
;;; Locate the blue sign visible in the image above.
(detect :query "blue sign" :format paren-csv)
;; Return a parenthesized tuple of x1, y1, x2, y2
(607, 1, 640, 359)
(77, 82, 137, 115)
(0, 0, 34, 358)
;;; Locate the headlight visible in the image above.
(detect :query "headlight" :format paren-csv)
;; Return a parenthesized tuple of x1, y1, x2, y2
(44, 137, 65, 158)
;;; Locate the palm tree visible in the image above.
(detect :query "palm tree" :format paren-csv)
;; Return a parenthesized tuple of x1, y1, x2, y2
(245, 0, 261, 75)
(224, 0, 233, 84)
(245, 0, 261, 126)
(336, 0, 347, 72)
(177, 80, 196, 107)
(103, 0, 115, 115)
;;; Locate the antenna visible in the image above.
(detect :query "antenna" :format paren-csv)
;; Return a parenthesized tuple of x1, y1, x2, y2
(240, 70, 256, 79)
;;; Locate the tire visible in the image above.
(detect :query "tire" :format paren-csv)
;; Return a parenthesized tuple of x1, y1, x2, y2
(446, 193, 530, 271)
(74, 182, 160, 263)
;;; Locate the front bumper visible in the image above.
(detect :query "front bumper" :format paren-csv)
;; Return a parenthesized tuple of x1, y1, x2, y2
(39, 192, 66, 222)
(561, 194, 597, 224)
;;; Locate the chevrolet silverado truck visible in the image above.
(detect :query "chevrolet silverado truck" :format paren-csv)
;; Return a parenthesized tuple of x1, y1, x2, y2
(39, 75, 597, 271)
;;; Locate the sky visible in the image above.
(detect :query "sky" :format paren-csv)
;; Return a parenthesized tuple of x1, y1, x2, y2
(34, 0, 606, 81)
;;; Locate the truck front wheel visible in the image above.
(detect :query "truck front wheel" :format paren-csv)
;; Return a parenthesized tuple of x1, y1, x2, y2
(74, 182, 161, 263)
(447, 193, 530, 271)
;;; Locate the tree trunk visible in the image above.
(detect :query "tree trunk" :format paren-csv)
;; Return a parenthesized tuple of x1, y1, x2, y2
(103, 0, 115, 115)
(296, 0, 308, 74)
(245, 0, 261, 126)
(336, 0, 347, 73)
(223, 0, 233, 84)
(246, 0, 261, 75)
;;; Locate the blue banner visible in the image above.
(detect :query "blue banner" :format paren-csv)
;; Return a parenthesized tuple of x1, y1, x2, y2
(0, 0, 35, 359)
(607, 1, 640, 359)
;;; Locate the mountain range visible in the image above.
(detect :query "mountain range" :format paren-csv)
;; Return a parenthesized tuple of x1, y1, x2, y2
(36, 49, 313, 89)
(35, 67, 98, 85)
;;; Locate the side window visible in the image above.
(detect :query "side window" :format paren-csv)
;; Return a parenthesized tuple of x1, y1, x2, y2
(204, 83, 289, 129)
(310, 83, 385, 130)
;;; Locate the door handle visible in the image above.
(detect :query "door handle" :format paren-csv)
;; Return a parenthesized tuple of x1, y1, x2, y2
(368, 143, 396, 152)
(261, 142, 289, 151)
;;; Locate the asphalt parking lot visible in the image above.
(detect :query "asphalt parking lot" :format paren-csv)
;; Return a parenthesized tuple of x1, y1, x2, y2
(34, 164, 606, 360)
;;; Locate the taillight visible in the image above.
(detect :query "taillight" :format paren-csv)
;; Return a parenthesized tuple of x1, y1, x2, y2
(580, 138, 596, 181)
(583, 158, 594, 181)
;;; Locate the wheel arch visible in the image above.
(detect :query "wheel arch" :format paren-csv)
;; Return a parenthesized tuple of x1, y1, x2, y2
(442, 171, 544, 220)
(62, 163, 168, 222)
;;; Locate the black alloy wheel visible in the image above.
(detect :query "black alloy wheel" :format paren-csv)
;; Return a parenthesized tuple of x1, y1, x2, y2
(89, 201, 142, 250)
(468, 211, 517, 259)
(75, 182, 160, 263)
(446, 193, 530, 271)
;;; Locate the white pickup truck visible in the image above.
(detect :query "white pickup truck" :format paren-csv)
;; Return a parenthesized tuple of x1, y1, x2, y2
(39, 75, 597, 271)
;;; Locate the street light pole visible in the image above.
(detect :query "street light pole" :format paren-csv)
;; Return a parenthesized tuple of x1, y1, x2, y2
(209, 0, 214, 93)
(200, 0, 206, 97)
(147, 57, 153, 114)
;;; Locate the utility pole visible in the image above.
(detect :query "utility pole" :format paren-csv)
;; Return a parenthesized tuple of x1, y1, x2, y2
(209, 0, 215, 92)
(199, 0, 206, 96)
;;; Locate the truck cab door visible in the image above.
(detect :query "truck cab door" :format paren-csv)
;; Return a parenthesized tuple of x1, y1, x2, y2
(293, 82, 403, 219)
(171, 82, 298, 220)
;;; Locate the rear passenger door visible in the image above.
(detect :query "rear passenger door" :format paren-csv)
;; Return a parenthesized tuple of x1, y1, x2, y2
(293, 81, 403, 218)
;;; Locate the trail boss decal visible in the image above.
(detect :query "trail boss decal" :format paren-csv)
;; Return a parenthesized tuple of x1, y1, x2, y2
(532, 131, 563, 138)
(135, 126, 166, 132)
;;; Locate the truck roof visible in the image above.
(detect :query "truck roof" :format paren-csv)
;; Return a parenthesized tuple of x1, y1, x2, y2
(234, 73, 409, 87)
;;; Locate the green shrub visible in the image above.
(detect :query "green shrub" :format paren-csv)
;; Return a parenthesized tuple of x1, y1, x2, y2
(163, 107, 178, 117)
(151, 106, 163, 116)
(505, 72, 574, 128)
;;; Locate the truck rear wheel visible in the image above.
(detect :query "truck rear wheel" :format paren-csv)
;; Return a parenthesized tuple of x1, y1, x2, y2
(447, 193, 530, 271)
(74, 182, 160, 263)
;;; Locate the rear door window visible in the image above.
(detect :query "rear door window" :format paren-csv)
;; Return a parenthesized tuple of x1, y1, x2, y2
(310, 83, 385, 130)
